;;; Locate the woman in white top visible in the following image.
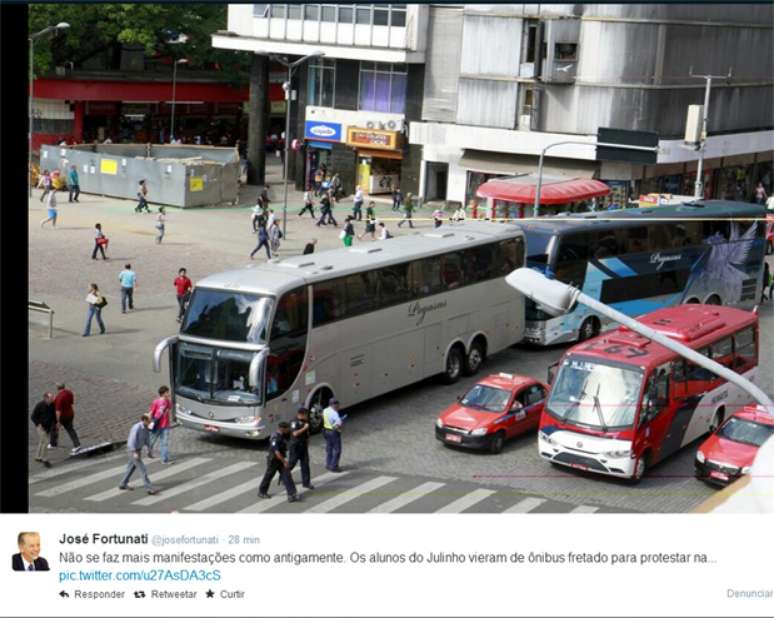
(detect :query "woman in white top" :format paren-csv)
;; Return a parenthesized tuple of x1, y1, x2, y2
(452, 206, 467, 223)
(268, 221, 282, 257)
(40, 189, 58, 228)
(155, 207, 166, 244)
(83, 283, 106, 337)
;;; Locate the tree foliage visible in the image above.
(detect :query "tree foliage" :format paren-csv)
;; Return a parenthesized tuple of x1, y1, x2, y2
(29, 3, 251, 85)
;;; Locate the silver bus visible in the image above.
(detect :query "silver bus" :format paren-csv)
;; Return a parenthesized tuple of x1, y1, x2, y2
(153, 222, 525, 440)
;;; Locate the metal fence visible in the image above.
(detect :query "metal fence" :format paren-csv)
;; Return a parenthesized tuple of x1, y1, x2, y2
(39, 144, 239, 208)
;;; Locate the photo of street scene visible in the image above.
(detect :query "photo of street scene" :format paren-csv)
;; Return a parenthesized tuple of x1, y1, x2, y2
(28, 3, 774, 515)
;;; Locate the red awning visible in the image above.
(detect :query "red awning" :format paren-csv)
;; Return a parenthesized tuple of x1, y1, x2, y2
(477, 175, 610, 204)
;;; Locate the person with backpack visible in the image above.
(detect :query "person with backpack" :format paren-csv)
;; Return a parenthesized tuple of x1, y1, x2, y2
(83, 283, 107, 337)
(148, 386, 173, 464)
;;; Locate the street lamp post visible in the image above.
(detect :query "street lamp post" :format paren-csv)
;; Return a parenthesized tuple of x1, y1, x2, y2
(269, 51, 324, 240)
(504, 267, 773, 411)
(170, 58, 188, 143)
(28, 22, 70, 198)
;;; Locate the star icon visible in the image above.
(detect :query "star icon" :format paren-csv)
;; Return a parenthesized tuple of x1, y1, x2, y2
(206, 589, 215, 599)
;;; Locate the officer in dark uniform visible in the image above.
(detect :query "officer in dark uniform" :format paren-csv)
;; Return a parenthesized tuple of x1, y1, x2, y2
(257, 422, 299, 502)
(287, 407, 315, 490)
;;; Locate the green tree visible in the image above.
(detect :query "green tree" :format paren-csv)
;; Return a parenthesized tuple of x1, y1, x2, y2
(29, 4, 251, 85)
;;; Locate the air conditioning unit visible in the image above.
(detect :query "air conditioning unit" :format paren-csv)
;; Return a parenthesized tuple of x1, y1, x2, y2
(386, 120, 397, 130)
(366, 121, 376, 129)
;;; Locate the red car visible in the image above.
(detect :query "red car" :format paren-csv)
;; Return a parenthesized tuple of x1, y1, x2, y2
(695, 405, 774, 487)
(435, 373, 548, 454)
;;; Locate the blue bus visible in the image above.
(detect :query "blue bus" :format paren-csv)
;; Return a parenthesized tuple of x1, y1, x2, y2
(518, 200, 767, 346)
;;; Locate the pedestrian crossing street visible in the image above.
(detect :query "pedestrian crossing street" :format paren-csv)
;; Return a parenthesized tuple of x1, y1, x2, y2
(29, 452, 635, 514)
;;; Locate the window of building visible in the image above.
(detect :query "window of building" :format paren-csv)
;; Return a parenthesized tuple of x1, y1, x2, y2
(374, 6, 389, 25)
(390, 5, 407, 27)
(253, 4, 269, 18)
(270, 4, 286, 19)
(321, 4, 336, 22)
(359, 62, 408, 114)
(288, 4, 302, 19)
(338, 6, 354, 23)
(356, 5, 372, 25)
(304, 4, 320, 20)
(524, 20, 539, 63)
(307, 58, 336, 108)
(555, 43, 578, 61)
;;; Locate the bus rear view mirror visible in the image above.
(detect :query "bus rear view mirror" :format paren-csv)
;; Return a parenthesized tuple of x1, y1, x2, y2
(547, 362, 559, 386)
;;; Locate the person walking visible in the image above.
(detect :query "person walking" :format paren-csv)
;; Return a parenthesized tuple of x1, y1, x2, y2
(39, 188, 58, 228)
(155, 207, 166, 244)
(352, 185, 364, 221)
(341, 216, 356, 247)
(118, 264, 136, 314)
(754, 181, 768, 205)
(299, 186, 315, 217)
(392, 185, 403, 212)
(397, 193, 415, 229)
(287, 407, 314, 489)
(118, 413, 156, 494)
(266, 208, 276, 230)
(31, 392, 55, 468)
(148, 386, 173, 464)
(83, 283, 107, 337)
(322, 398, 345, 472)
(269, 219, 282, 257)
(51, 382, 81, 454)
(250, 224, 272, 260)
(38, 169, 51, 203)
(135, 180, 150, 213)
(332, 173, 342, 200)
(359, 210, 377, 241)
(92, 223, 108, 260)
(251, 202, 263, 233)
(432, 209, 444, 229)
(257, 421, 299, 502)
(452, 204, 467, 223)
(260, 185, 271, 211)
(313, 168, 323, 196)
(174, 268, 193, 323)
(303, 239, 317, 255)
(316, 192, 335, 227)
(762, 262, 771, 303)
(67, 165, 80, 203)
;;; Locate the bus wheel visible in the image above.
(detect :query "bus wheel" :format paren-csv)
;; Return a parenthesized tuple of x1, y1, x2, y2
(709, 408, 725, 434)
(308, 389, 332, 435)
(489, 431, 505, 455)
(631, 453, 650, 483)
(441, 346, 464, 384)
(706, 294, 722, 306)
(578, 317, 600, 342)
(463, 340, 486, 376)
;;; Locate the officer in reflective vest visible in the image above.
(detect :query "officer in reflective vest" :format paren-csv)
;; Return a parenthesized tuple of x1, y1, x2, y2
(287, 407, 314, 489)
(257, 422, 299, 502)
(322, 398, 345, 472)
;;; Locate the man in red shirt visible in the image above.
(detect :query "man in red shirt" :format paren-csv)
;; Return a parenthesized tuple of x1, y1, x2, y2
(174, 268, 193, 323)
(52, 382, 81, 454)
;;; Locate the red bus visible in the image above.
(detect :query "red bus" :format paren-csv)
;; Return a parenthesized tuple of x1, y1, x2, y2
(538, 304, 760, 481)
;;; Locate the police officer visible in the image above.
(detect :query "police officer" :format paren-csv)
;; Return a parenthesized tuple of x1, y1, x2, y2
(322, 398, 345, 472)
(287, 407, 315, 489)
(257, 422, 299, 502)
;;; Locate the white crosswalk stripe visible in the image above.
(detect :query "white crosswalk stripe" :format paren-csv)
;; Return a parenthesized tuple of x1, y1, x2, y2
(306, 476, 397, 514)
(367, 481, 445, 513)
(85, 458, 210, 502)
(186, 478, 257, 512)
(569, 505, 599, 513)
(133, 461, 255, 506)
(237, 471, 348, 513)
(435, 488, 496, 513)
(35, 459, 162, 498)
(29, 453, 126, 484)
(503, 497, 547, 513)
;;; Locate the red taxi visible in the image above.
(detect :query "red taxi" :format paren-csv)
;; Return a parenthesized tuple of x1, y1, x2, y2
(695, 405, 774, 487)
(435, 373, 548, 454)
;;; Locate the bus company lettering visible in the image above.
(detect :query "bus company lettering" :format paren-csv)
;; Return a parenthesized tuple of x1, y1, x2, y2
(408, 300, 448, 325)
(650, 252, 682, 270)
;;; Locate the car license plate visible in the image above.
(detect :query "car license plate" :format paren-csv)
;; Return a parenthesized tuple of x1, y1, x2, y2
(709, 470, 729, 481)
(203, 425, 220, 433)
(445, 434, 462, 443)
(569, 463, 588, 471)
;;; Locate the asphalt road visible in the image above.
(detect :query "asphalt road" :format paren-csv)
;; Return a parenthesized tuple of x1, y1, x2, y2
(28, 171, 774, 514)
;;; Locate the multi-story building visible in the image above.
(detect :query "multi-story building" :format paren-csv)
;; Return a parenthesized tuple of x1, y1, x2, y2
(215, 4, 774, 204)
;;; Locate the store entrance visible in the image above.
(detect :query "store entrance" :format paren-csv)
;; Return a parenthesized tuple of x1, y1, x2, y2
(425, 161, 448, 201)
(359, 155, 400, 195)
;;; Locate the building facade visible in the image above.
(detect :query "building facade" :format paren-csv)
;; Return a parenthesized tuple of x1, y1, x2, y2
(215, 3, 774, 204)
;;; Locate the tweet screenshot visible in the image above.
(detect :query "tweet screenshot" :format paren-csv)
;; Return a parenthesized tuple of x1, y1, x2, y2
(6, 1, 774, 616)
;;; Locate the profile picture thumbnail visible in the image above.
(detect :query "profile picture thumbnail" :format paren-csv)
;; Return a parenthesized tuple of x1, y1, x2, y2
(12, 532, 50, 571)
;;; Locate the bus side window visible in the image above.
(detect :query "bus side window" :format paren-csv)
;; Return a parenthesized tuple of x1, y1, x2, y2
(271, 286, 308, 340)
(441, 252, 464, 289)
(626, 226, 648, 253)
(344, 272, 377, 318)
(642, 365, 669, 422)
(733, 327, 757, 374)
(498, 238, 523, 274)
(377, 264, 410, 307)
(685, 347, 717, 383)
(554, 232, 589, 285)
(712, 336, 734, 369)
(312, 279, 344, 326)
(702, 220, 730, 241)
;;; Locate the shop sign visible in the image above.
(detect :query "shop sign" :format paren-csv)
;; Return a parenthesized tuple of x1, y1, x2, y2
(304, 120, 341, 142)
(271, 101, 287, 114)
(346, 127, 399, 150)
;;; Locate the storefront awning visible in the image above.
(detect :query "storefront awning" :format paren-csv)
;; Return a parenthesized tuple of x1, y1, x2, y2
(459, 149, 597, 178)
(306, 140, 333, 150)
(477, 175, 610, 204)
(357, 148, 403, 160)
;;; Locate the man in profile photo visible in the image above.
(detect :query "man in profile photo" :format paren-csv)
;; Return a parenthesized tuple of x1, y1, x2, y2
(12, 532, 49, 571)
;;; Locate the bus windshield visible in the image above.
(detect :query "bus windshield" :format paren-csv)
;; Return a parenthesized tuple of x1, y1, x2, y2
(182, 288, 274, 344)
(718, 417, 774, 448)
(547, 357, 642, 430)
(177, 342, 262, 406)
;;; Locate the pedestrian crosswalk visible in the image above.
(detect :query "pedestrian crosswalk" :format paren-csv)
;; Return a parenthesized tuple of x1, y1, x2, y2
(29, 453, 632, 514)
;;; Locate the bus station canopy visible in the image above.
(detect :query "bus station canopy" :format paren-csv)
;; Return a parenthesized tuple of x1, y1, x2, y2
(477, 174, 611, 205)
